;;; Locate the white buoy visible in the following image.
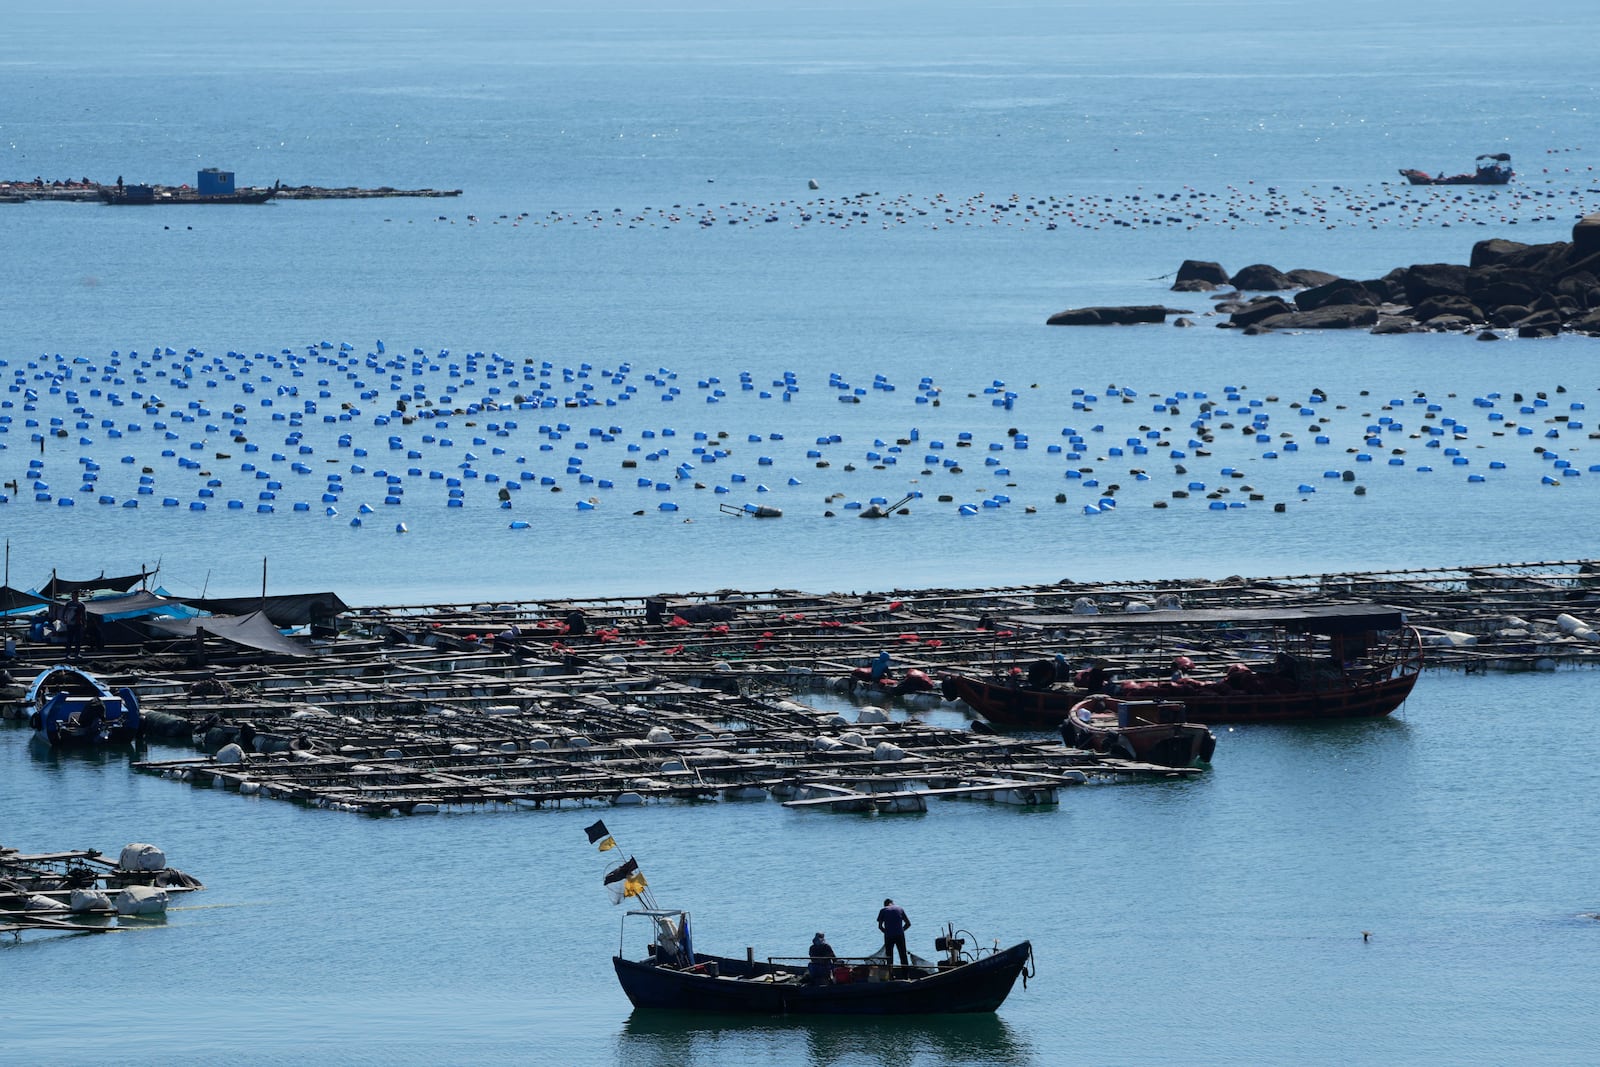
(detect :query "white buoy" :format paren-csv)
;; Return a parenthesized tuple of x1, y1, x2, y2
(114, 885, 169, 916)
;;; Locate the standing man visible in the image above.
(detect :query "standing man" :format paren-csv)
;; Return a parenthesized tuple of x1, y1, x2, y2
(61, 592, 87, 662)
(877, 898, 910, 967)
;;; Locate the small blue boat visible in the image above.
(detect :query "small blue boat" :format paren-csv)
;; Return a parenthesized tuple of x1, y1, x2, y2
(26, 665, 142, 747)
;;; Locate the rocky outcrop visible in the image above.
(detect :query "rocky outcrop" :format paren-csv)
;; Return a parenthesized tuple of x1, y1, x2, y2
(1172, 260, 1229, 291)
(1055, 215, 1600, 335)
(1229, 263, 1296, 291)
(1226, 297, 1295, 328)
(1213, 214, 1600, 336)
(1254, 304, 1380, 330)
(1286, 268, 1340, 289)
(1046, 305, 1173, 326)
(1295, 278, 1384, 311)
(1572, 215, 1600, 255)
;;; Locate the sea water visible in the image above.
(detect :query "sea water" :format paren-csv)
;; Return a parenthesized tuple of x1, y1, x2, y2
(3, 2, 1599, 1063)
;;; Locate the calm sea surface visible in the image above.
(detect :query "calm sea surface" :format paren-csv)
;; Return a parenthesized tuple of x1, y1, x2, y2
(3, 2, 1599, 1063)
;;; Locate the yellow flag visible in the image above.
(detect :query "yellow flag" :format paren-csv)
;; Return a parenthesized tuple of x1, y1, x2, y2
(597, 837, 617, 852)
(623, 872, 648, 898)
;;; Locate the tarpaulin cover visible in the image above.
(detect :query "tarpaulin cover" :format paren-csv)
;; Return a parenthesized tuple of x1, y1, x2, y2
(0, 585, 50, 614)
(185, 592, 348, 628)
(81, 591, 192, 621)
(143, 611, 316, 658)
(39, 569, 157, 598)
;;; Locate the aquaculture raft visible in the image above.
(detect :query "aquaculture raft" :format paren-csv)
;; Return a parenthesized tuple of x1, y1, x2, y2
(0, 843, 202, 937)
(132, 678, 1192, 816)
(5, 556, 1597, 816)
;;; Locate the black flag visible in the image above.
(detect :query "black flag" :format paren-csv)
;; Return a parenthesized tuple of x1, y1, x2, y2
(603, 857, 639, 886)
(585, 819, 610, 844)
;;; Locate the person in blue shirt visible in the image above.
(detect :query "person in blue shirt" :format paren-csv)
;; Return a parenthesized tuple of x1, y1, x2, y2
(877, 898, 910, 967)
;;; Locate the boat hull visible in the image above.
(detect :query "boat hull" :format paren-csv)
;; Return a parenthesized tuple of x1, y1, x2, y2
(1062, 698, 1216, 766)
(26, 665, 142, 746)
(1398, 167, 1512, 186)
(613, 942, 1032, 1015)
(950, 662, 1419, 729)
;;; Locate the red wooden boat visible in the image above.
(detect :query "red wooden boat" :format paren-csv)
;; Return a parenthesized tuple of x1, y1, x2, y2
(943, 605, 1423, 728)
(1398, 153, 1512, 185)
(1062, 695, 1216, 766)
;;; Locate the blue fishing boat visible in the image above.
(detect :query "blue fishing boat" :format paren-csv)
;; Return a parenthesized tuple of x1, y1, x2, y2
(26, 665, 142, 747)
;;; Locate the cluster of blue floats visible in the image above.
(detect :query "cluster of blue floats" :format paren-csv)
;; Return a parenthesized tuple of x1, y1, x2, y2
(0, 341, 1592, 528)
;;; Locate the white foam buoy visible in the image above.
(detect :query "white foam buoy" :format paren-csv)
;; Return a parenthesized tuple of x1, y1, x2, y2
(117, 843, 167, 872)
(114, 885, 169, 916)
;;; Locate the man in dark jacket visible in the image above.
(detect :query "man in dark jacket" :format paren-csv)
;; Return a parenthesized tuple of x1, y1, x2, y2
(877, 898, 911, 967)
(807, 932, 838, 983)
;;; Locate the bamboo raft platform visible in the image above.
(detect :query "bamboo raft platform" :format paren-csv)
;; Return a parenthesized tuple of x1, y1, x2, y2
(2, 558, 1597, 816)
(1, 844, 202, 937)
(0, 912, 118, 937)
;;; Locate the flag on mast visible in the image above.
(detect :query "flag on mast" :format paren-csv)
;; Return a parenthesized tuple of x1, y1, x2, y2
(603, 858, 639, 886)
(586, 823, 657, 908)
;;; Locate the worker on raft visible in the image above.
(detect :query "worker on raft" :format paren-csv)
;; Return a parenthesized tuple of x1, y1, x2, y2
(807, 932, 838, 984)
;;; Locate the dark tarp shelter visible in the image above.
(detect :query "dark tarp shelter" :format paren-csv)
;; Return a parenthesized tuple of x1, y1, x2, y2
(39, 568, 158, 599)
(143, 611, 316, 658)
(185, 592, 348, 629)
(0, 586, 50, 614)
(81, 591, 184, 619)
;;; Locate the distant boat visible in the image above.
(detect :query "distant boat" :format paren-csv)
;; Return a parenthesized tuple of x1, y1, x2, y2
(98, 184, 277, 205)
(27, 665, 142, 747)
(1398, 153, 1513, 185)
(942, 605, 1423, 729)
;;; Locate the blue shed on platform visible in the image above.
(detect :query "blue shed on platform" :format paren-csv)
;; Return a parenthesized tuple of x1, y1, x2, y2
(197, 168, 236, 195)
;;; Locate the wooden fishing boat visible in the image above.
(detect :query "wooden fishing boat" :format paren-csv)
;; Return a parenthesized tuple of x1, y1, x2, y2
(26, 664, 142, 746)
(1398, 153, 1513, 185)
(614, 912, 1033, 1015)
(943, 605, 1423, 728)
(1062, 695, 1216, 766)
(589, 819, 1032, 1015)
